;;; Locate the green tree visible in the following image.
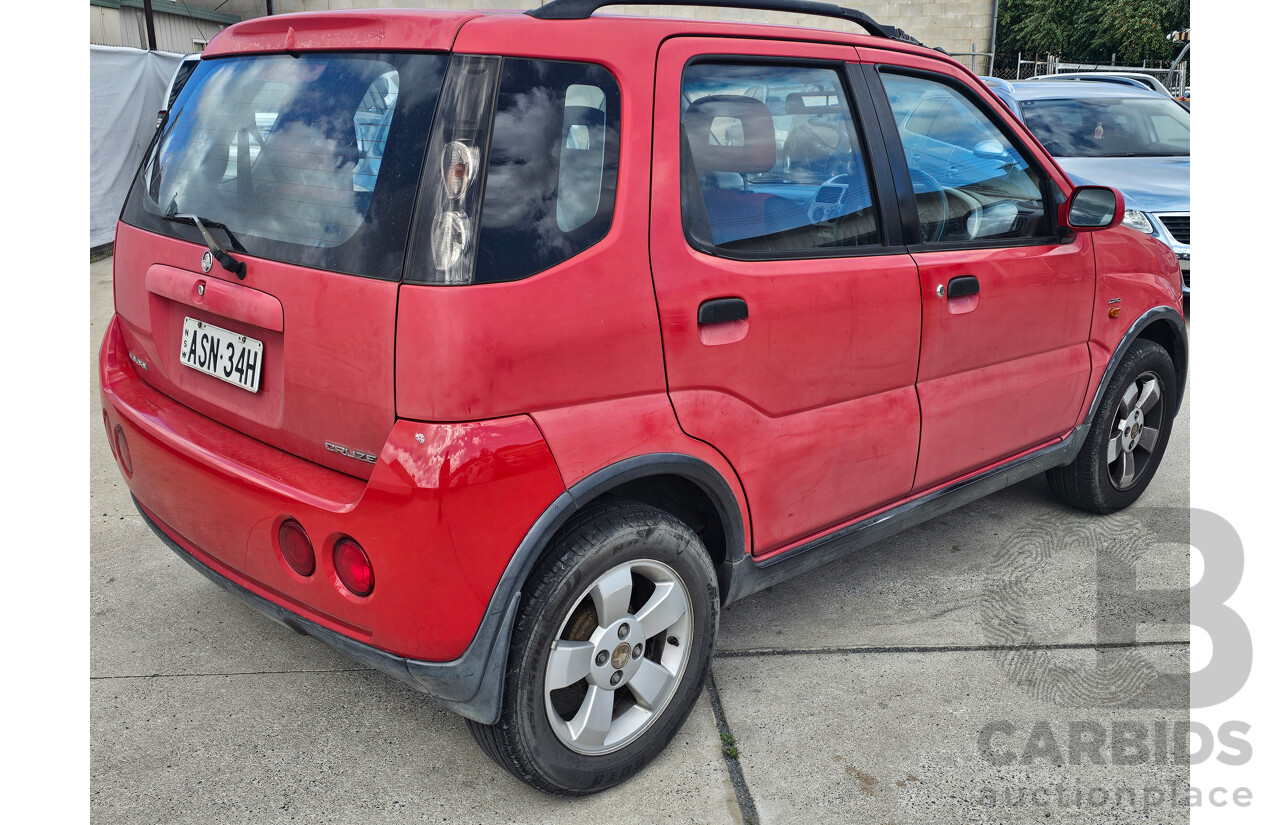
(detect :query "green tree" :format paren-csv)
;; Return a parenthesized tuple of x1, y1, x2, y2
(1103, 0, 1176, 61)
(997, 0, 1190, 64)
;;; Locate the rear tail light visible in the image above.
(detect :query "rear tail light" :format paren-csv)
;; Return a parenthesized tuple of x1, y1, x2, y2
(430, 211, 470, 269)
(412, 54, 501, 285)
(441, 140, 478, 200)
(333, 538, 374, 597)
(277, 520, 316, 577)
(113, 425, 133, 477)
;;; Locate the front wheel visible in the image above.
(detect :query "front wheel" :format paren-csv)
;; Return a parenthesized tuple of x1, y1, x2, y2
(1047, 339, 1177, 513)
(468, 501, 719, 795)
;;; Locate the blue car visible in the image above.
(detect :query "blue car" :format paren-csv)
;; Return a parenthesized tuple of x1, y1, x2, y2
(982, 79, 1190, 297)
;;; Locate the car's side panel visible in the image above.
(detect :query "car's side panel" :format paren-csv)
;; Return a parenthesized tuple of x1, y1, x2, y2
(728, 302, 1184, 601)
(394, 247, 667, 423)
(1077, 227, 1186, 421)
(909, 241, 1095, 487)
(650, 37, 923, 554)
(858, 51, 1097, 489)
(531, 393, 752, 547)
(395, 27, 664, 424)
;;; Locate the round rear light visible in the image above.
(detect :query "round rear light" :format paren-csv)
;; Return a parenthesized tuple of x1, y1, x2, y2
(114, 425, 133, 476)
(334, 538, 374, 597)
(278, 520, 316, 577)
(430, 211, 469, 270)
(441, 140, 477, 200)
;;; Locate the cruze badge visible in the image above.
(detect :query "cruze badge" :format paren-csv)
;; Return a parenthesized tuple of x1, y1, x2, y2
(201, 250, 213, 273)
(325, 441, 378, 464)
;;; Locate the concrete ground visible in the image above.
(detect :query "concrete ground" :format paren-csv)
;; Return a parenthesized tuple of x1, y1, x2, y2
(91, 256, 1190, 824)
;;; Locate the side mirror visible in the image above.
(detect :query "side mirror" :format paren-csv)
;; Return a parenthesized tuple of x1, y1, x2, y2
(973, 139, 1007, 159)
(1061, 185, 1125, 231)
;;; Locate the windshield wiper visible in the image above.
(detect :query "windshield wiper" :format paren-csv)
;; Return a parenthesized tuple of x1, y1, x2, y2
(162, 210, 247, 278)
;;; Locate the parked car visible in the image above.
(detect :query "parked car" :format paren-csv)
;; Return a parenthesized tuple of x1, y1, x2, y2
(1023, 71, 1178, 99)
(982, 79, 1190, 299)
(101, 1, 1187, 795)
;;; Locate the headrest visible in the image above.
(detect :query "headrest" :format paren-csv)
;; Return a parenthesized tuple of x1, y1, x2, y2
(563, 105, 606, 149)
(784, 92, 842, 115)
(683, 95, 776, 174)
(563, 105, 605, 129)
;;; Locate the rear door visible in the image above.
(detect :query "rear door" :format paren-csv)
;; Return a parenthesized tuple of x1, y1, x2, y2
(650, 38, 922, 555)
(114, 51, 447, 478)
(861, 52, 1095, 491)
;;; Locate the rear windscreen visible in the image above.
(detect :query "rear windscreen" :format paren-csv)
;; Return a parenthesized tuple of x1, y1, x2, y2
(122, 52, 448, 280)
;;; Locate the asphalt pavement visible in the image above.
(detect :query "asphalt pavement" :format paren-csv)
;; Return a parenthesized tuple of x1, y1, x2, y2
(90, 256, 1190, 824)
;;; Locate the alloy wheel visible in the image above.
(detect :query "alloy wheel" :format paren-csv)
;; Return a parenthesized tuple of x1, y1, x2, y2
(1107, 370, 1165, 491)
(543, 559, 693, 755)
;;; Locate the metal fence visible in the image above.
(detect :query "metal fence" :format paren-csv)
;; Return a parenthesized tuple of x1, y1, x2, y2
(948, 51, 1190, 97)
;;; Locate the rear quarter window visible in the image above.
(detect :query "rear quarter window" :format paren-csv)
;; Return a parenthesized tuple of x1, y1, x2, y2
(472, 59, 621, 284)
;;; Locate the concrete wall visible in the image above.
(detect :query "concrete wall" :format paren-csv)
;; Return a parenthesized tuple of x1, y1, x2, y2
(179, 1, 998, 61)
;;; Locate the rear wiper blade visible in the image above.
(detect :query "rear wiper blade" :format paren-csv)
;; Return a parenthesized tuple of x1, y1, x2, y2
(162, 212, 247, 278)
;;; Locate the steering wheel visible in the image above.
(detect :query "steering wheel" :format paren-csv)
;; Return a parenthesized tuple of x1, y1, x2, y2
(952, 189, 983, 239)
(909, 167, 948, 243)
(806, 173, 852, 225)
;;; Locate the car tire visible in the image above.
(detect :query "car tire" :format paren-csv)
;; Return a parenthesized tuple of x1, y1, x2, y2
(1047, 339, 1177, 514)
(467, 500, 719, 795)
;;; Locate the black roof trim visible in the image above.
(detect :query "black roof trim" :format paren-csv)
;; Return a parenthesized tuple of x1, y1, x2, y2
(525, 0, 922, 45)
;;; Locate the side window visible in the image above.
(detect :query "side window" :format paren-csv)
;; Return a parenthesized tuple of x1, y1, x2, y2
(474, 59, 620, 284)
(680, 63, 880, 254)
(880, 72, 1050, 244)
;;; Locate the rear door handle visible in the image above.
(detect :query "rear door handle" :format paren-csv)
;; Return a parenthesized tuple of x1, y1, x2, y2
(698, 298, 748, 325)
(945, 276, 980, 299)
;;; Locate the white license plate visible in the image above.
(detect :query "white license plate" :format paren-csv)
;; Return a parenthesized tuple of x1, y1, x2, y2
(179, 317, 263, 393)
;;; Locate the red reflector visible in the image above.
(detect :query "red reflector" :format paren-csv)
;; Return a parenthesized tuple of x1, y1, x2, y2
(334, 538, 374, 597)
(114, 425, 133, 476)
(278, 520, 316, 577)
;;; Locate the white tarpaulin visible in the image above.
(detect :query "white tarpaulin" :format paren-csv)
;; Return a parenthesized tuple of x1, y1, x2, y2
(90, 45, 182, 248)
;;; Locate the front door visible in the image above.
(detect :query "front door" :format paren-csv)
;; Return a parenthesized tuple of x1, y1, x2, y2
(861, 52, 1096, 491)
(649, 38, 922, 555)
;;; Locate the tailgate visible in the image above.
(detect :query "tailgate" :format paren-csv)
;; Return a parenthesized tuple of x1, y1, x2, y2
(113, 49, 451, 478)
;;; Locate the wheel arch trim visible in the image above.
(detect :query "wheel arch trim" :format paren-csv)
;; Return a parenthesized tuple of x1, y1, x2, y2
(1085, 306, 1188, 428)
(409, 452, 746, 724)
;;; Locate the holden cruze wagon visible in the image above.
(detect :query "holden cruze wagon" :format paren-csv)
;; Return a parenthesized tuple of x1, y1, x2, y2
(100, 0, 1187, 795)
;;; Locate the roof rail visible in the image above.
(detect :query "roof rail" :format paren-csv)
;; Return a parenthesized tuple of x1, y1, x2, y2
(525, 0, 915, 43)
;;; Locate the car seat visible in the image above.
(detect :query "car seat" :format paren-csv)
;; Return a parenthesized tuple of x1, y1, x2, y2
(682, 95, 780, 245)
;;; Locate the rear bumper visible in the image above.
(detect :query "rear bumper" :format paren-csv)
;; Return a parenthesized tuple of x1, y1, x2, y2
(100, 314, 566, 721)
(136, 497, 446, 693)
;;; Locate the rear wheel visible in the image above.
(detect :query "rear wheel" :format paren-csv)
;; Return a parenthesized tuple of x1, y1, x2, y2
(1047, 339, 1176, 513)
(468, 501, 719, 795)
